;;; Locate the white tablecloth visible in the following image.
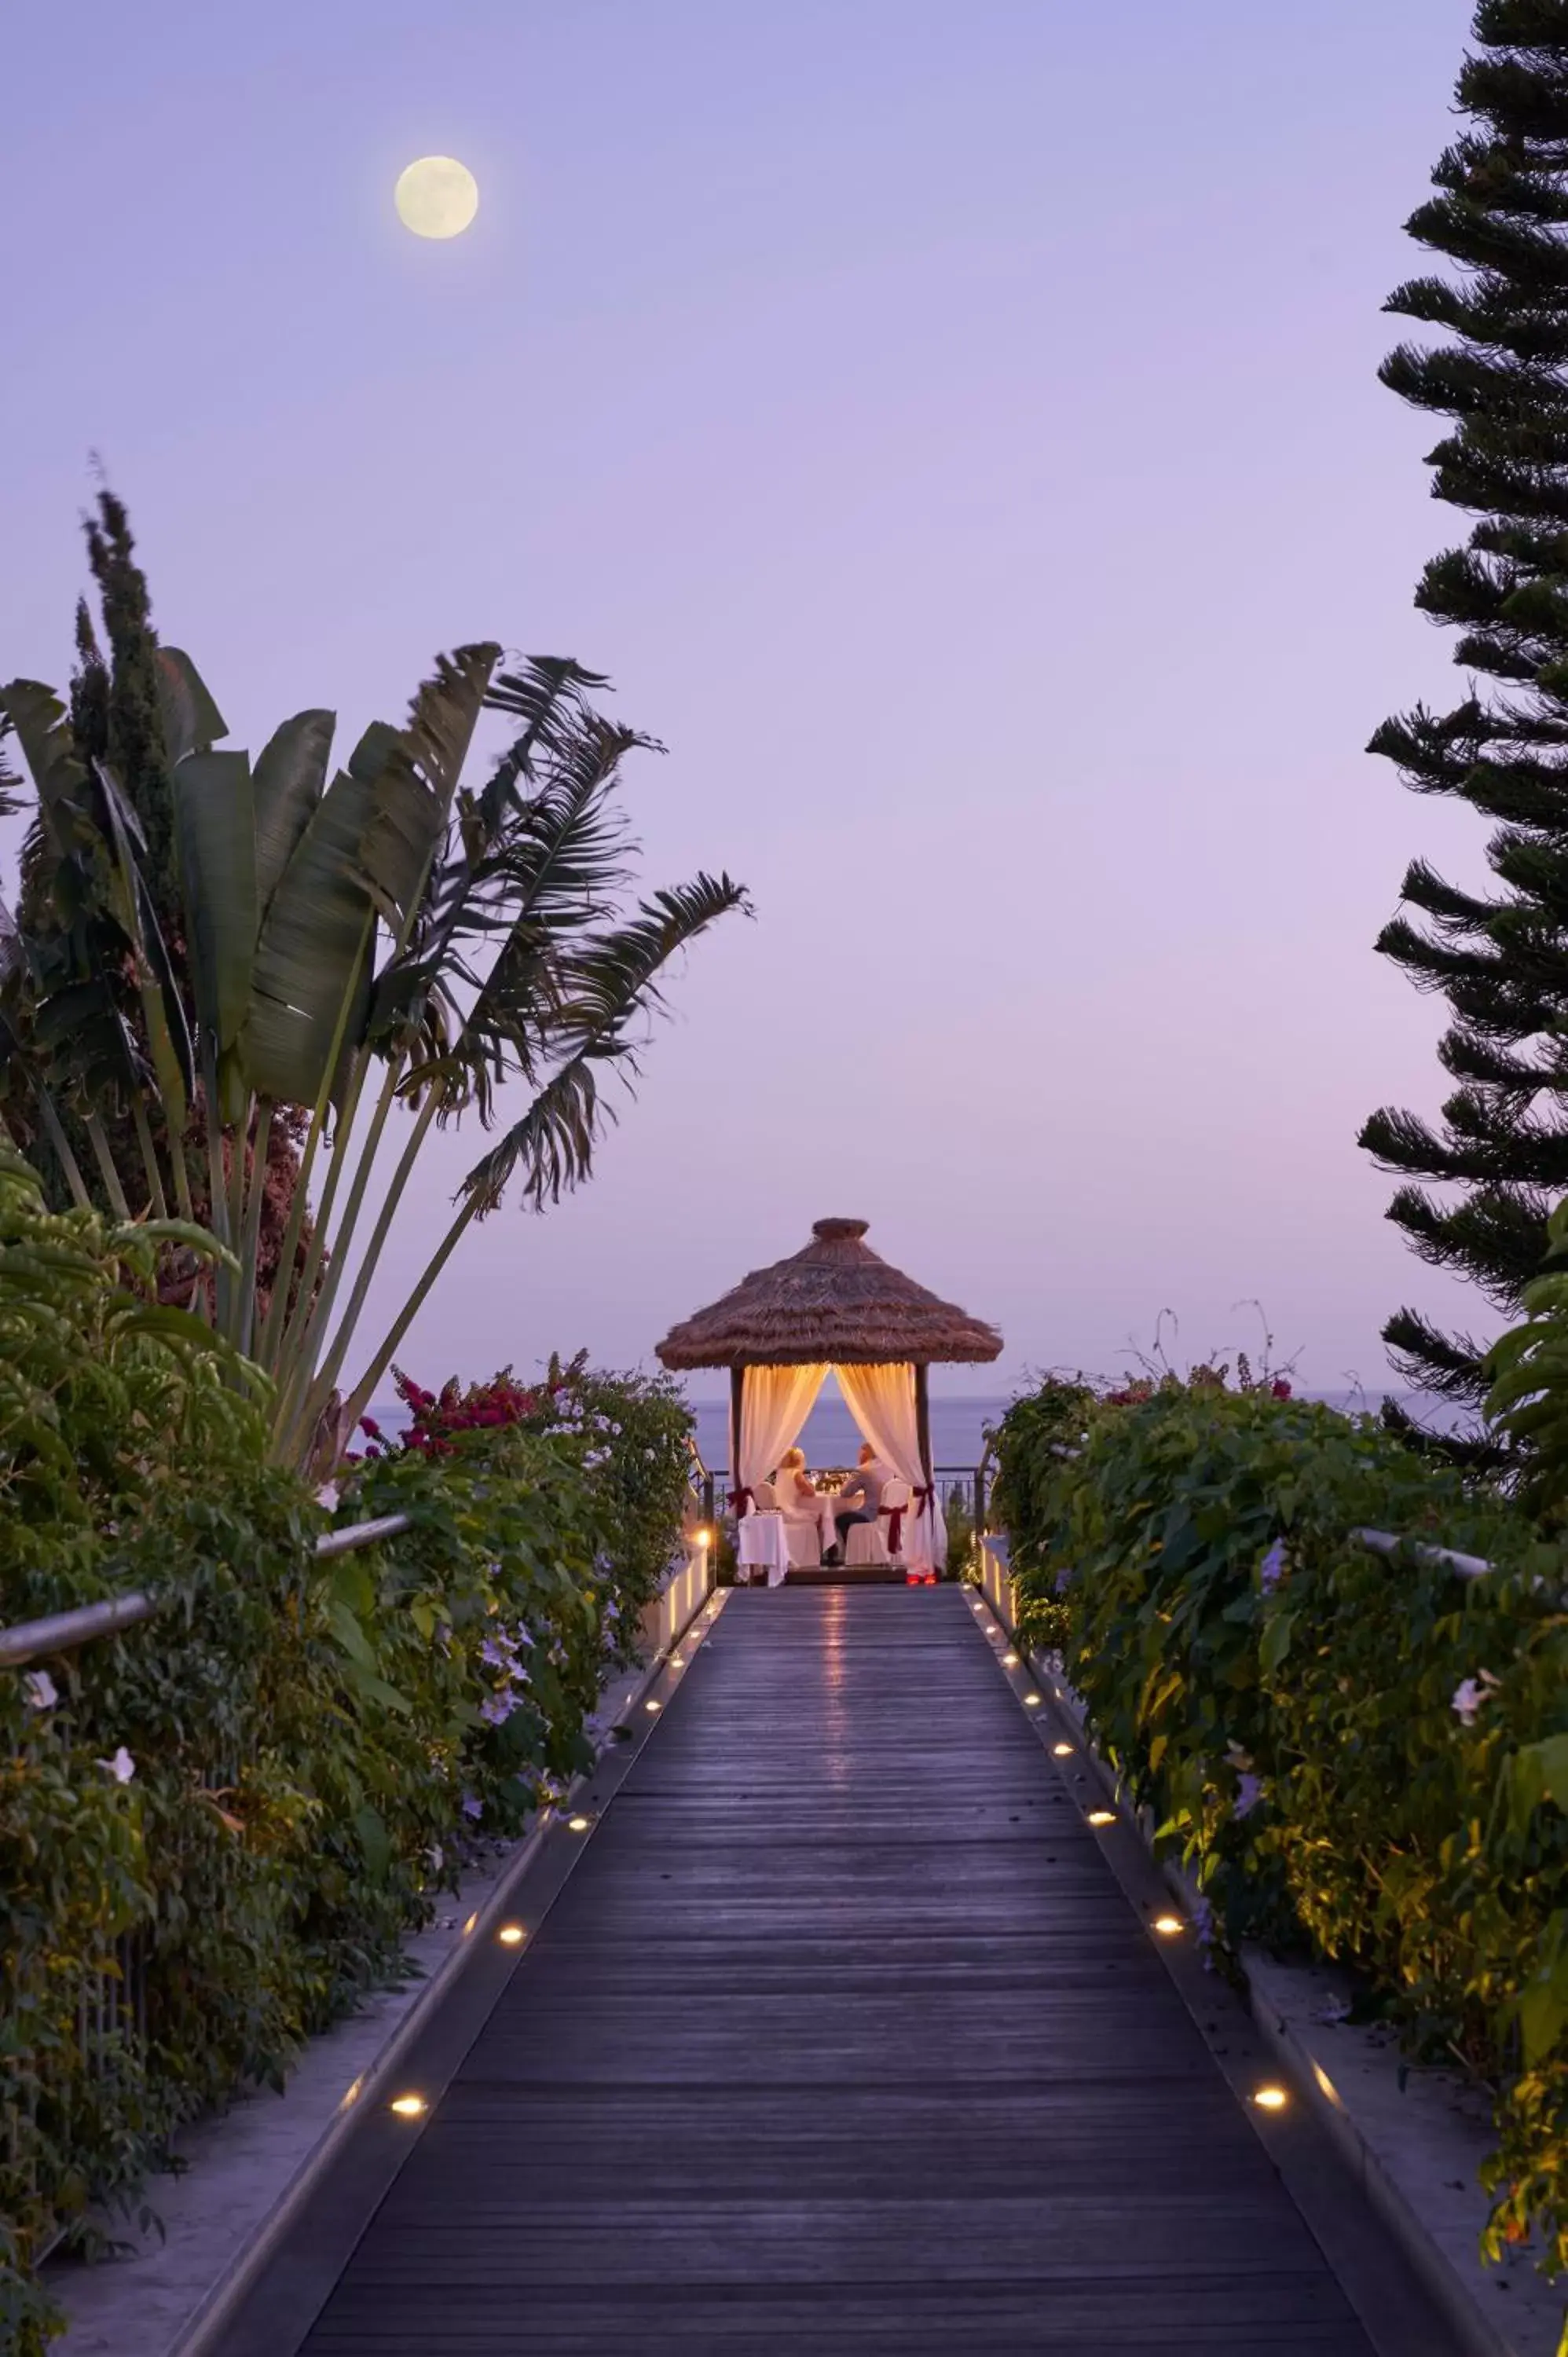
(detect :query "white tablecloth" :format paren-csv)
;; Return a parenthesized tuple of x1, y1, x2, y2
(737, 1510, 791, 1587)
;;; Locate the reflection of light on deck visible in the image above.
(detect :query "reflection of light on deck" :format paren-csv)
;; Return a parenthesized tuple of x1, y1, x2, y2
(825, 1590, 849, 1784)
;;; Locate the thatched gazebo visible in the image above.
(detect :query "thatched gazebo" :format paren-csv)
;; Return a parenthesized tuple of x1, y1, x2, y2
(655, 1217, 1002, 1575)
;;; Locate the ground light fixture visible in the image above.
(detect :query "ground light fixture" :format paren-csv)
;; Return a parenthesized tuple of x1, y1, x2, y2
(390, 2094, 427, 2118)
(1023, 1692, 1042, 1708)
(567, 1815, 592, 1833)
(1051, 1742, 1073, 1758)
(1252, 2085, 1289, 2112)
(497, 1925, 526, 1947)
(646, 1698, 661, 1712)
(1086, 1809, 1116, 1827)
(1152, 1914, 1184, 1937)
(1002, 1651, 1019, 1666)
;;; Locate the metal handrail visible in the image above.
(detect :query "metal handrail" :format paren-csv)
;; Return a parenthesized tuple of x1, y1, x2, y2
(1350, 1527, 1493, 1581)
(0, 1514, 415, 1669)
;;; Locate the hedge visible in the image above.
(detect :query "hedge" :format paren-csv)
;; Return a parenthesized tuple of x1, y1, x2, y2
(0, 1156, 692, 2350)
(992, 1373, 1568, 2280)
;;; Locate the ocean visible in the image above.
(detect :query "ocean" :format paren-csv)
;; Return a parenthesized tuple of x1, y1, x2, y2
(367, 1385, 1467, 1475)
(684, 1386, 1453, 1474)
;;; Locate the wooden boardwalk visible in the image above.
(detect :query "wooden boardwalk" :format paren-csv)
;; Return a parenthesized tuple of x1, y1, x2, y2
(232, 1587, 1460, 2355)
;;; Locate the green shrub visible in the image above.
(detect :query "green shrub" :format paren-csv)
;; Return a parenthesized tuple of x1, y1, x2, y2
(1, 1160, 690, 2347)
(994, 1372, 1568, 2276)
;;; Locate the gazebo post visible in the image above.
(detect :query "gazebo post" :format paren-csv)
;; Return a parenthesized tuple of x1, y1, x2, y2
(729, 1364, 746, 1510)
(914, 1362, 932, 1482)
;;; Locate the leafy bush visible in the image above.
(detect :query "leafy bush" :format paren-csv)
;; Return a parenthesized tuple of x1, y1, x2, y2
(360, 1351, 694, 1637)
(1, 1160, 690, 2347)
(993, 1371, 1568, 2276)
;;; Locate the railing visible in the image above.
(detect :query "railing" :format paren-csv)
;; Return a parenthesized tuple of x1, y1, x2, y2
(969, 1524, 1504, 1640)
(703, 1464, 987, 1520)
(5, 1503, 716, 2272)
(2, 1510, 422, 2268)
(685, 1435, 717, 1530)
(1350, 1527, 1493, 1581)
(0, 1515, 414, 1669)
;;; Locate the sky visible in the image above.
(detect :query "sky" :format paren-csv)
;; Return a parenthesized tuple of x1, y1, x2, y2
(2, 0, 1497, 1405)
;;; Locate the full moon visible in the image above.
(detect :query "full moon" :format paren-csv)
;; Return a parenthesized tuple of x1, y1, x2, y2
(394, 156, 479, 240)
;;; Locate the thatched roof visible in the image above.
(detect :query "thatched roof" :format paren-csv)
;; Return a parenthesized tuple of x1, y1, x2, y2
(654, 1218, 1003, 1369)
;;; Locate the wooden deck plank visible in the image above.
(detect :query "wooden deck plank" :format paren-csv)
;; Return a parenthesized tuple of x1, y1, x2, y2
(288, 1588, 1437, 2354)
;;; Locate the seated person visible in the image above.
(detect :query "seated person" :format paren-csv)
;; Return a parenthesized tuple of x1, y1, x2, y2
(773, 1447, 837, 1560)
(830, 1442, 892, 1562)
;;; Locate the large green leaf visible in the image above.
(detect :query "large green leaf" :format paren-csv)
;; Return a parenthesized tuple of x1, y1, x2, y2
(358, 644, 501, 933)
(173, 750, 258, 1058)
(156, 647, 228, 765)
(0, 679, 91, 858)
(253, 709, 335, 918)
(244, 762, 379, 1105)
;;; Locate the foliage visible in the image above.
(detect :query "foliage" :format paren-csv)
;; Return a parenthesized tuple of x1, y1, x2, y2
(1360, 3, 1568, 1406)
(995, 1367, 1568, 2278)
(1486, 1191, 1568, 1520)
(0, 1157, 675, 2346)
(1, 504, 747, 1474)
(358, 1351, 695, 1637)
(943, 1484, 976, 1581)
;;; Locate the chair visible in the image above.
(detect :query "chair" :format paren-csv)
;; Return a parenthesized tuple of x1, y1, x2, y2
(766, 1473, 826, 1568)
(845, 1476, 913, 1567)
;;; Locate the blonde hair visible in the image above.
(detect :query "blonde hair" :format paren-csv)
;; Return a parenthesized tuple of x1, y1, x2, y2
(779, 1446, 806, 1470)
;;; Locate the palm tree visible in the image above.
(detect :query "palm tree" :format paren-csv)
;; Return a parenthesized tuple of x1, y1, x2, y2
(0, 640, 747, 1471)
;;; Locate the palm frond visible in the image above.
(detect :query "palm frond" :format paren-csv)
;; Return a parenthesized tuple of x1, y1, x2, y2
(0, 713, 22, 820)
(454, 870, 750, 1211)
(479, 656, 614, 830)
(373, 702, 650, 1091)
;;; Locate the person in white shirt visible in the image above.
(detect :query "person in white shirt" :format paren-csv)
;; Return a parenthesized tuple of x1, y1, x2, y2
(829, 1443, 892, 1563)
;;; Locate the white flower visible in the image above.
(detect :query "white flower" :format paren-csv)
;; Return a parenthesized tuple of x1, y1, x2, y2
(24, 1670, 58, 1712)
(97, 1746, 136, 1783)
(1452, 1670, 1500, 1728)
(315, 1481, 340, 1511)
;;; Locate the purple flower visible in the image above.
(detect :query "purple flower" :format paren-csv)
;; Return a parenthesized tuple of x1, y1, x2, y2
(461, 1791, 483, 1821)
(1259, 1541, 1286, 1593)
(1235, 1772, 1264, 1820)
(480, 1692, 517, 1727)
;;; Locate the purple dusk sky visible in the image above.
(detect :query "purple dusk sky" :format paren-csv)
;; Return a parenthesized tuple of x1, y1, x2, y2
(4, 0, 1495, 1402)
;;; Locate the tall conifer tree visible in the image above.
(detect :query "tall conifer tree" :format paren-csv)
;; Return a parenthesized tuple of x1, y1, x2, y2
(1364, 0, 1568, 1405)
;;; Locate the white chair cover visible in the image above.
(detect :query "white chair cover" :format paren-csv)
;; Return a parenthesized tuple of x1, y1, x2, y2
(844, 1475, 913, 1567)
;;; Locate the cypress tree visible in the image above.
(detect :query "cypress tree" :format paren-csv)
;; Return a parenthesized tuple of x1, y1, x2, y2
(1363, 0, 1568, 1405)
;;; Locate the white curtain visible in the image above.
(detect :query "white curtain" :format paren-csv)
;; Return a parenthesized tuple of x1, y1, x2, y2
(731, 1365, 829, 1514)
(832, 1362, 947, 1576)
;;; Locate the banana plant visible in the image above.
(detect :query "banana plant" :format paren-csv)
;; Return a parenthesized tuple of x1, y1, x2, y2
(0, 646, 747, 1472)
